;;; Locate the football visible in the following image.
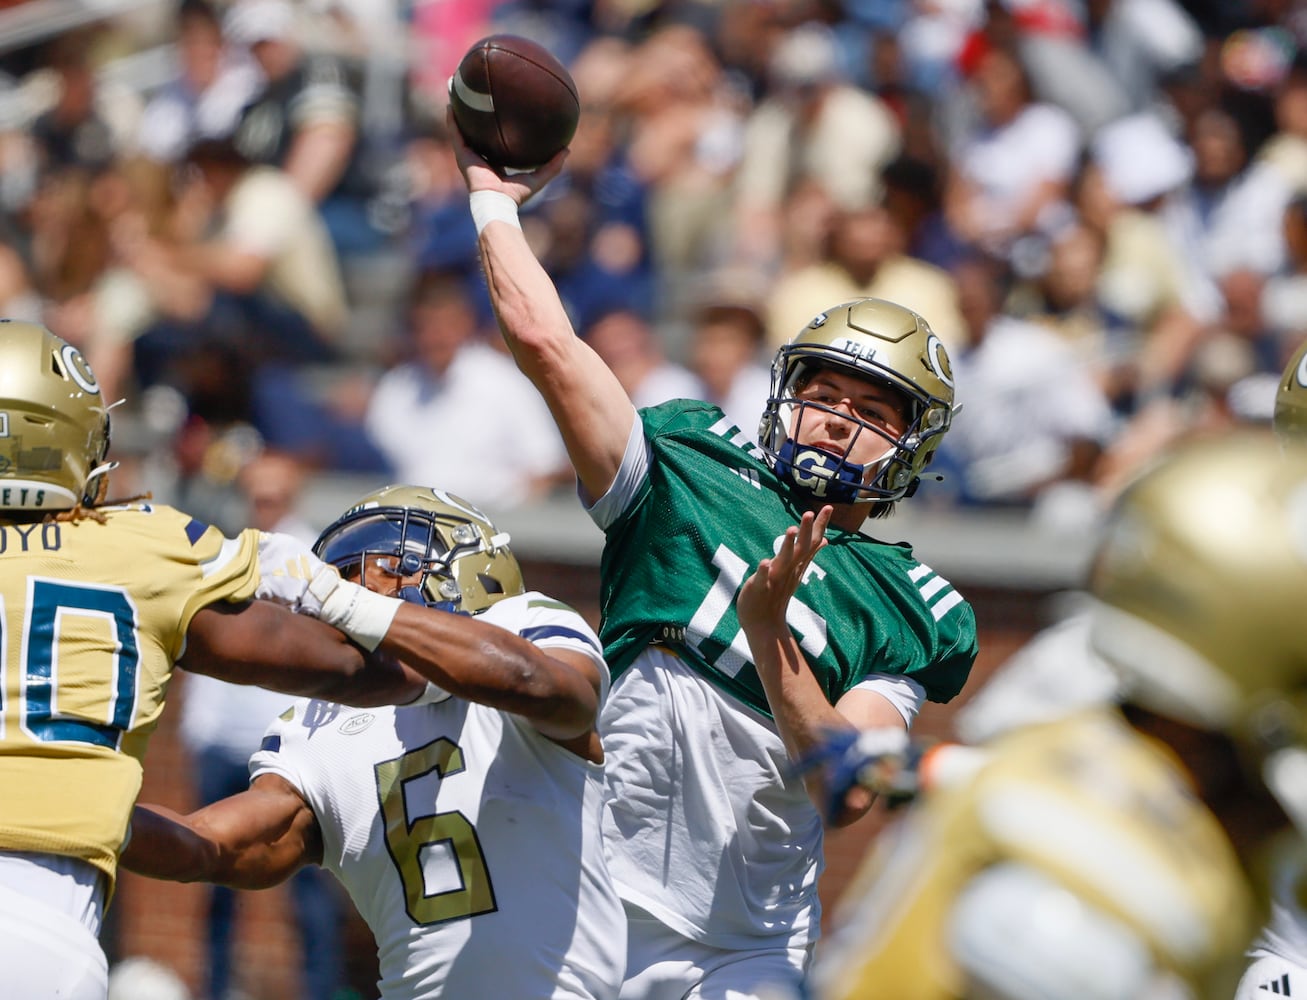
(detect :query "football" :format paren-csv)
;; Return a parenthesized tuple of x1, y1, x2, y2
(449, 34, 581, 171)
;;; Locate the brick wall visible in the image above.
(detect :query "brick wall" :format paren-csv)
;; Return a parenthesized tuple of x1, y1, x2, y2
(107, 565, 1050, 999)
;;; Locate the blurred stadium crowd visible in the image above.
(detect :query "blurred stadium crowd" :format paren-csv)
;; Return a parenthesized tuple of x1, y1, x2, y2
(2, 0, 1303, 534)
(4, 1, 1305, 998)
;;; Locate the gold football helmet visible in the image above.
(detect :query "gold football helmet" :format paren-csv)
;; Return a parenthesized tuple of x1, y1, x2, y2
(0, 321, 112, 511)
(813, 712, 1252, 1000)
(1087, 431, 1307, 830)
(758, 298, 954, 506)
(1274, 337, 1307, 446)
(313, 485, 524, 615)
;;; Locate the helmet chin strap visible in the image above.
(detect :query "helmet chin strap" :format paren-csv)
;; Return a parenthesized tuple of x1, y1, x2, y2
(397, 584, 466, 615)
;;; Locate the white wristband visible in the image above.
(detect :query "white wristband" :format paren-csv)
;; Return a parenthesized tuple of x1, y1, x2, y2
(469, 189, 522, 234)
(309, 569, 402, 652)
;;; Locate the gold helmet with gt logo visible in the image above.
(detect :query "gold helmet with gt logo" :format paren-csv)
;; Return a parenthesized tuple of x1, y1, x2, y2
(759, 298, 955, 508)
(1275, 337, 1307, 446)
(1087, 431, 1307, 832)
(313, 485, 524, 615)
(0, 321, 113, 511)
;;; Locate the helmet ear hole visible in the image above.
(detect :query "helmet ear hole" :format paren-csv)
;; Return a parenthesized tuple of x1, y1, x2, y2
(478, 573, 505, 595)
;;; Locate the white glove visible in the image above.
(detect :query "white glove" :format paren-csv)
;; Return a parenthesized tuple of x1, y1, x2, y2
(255, 531, 337, 613)
(304, 562, 403, 652)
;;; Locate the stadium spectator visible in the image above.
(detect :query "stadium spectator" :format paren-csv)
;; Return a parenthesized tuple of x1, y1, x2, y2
(225, 0, 397, 257)
(766, 201, 967, 352)
(582, 306, 706, 410)
(935, 252, 1115, 513)
(117, 135, 345, 416)
(136, 0, 261, 166)
(941, 42, 1081, 263)
(733, 22, 902, 270)
(363, 270, 571, 512)
(685, 271, 772, 441)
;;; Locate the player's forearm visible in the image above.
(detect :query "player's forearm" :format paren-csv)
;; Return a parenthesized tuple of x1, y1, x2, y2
(749, 626, 870, 825)
(187, 602, 425, 707)
(381, 603, 598, 735)
(477, 217, 637, 500)
(479, 220, 577, 375)
(123, 804, 223, 883)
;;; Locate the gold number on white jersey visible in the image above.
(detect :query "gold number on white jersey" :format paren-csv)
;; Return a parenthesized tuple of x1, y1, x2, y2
(375, 737, 497, 925)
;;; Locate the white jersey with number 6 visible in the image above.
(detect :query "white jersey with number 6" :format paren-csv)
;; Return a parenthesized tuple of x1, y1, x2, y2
(249, 592, 625, 1000)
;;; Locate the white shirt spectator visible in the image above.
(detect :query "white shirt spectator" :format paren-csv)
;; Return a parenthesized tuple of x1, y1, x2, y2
(945, 315, 1116, 504)
(365, 342, 570, 511)
(954, 102, 1081, 243)
(138, 59, 262, 163)
(629, 363, 708, 411)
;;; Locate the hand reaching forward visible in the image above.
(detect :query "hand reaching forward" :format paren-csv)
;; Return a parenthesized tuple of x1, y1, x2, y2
(737, 506, 833, 635)
(255, 531, 338, 615)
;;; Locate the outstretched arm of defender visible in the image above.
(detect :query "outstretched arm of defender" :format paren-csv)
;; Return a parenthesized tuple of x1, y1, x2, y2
(378, 602, 602, 744)
(122, 775, 319, 890)
(447, 112, 635, 502)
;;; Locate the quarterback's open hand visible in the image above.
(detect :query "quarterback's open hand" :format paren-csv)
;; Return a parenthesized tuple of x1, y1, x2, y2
(738, 507, 832, 633)
(255, 532, 338, 615)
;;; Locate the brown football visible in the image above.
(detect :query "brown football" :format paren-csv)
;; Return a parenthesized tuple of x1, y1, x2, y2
(449, 34, 580, 171)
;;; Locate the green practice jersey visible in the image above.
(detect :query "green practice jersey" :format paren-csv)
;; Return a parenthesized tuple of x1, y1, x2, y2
(597, 400, 978, 718)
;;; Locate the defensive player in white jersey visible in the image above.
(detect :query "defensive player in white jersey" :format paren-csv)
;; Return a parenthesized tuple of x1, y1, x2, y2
(448, 121, 977, 998)
(0, 323, 428, 1000)
(124, 485, 626, 1000)
(811, 431, 1307, 1000)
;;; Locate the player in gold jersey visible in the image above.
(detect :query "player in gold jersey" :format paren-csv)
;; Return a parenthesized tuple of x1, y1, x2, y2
(810, 431, 1307, 1000)
(0, 322, 427, 1000)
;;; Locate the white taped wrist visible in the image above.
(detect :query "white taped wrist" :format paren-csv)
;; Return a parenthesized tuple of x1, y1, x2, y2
(310, 569, 401, 651)
(469, 190, 521, 234)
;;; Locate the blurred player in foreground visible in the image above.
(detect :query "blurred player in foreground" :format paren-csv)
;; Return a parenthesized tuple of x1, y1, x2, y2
(811, 430, 1307, 1000)
(0, 322, 427, 1000)
(123, 486, 625, 999)
(1222, 345, 1307, 998)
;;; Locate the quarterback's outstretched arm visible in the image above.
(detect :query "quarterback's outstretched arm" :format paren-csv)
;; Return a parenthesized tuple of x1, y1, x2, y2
(448, 115, 635, 502)
(123, 775, 319, 890)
